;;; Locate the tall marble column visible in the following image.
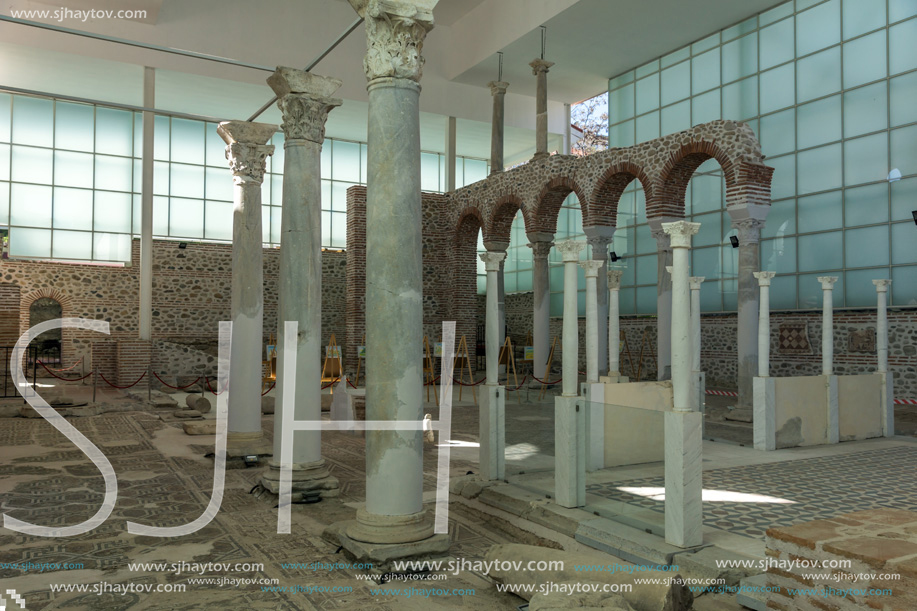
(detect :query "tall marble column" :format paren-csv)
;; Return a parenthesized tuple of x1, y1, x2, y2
(818, 276, 838, 375)
(581, 260, 603, 383)
(689, 276, 705, 412)
(484, 239, 509, 353)
(480, 251, 506, 480)
(489, 80, 509, 174)
(530, 59, 554, 161)
(730, 215, 766, 411)
(753, 271, 776, 451)
(218, 121, 275, 457)
(873, 279, 894, 437)
(528, 236, 554, 379)
(581, 259, 604, 473)
(555, 240, 586, 507)
(661, 221, 702, 548)
(343, 0, 446, 554)
(649, 219, 674, 380)
(607, 269, 623, 376)
(585, 228, 612, 376)
(261, 67, 341, 496)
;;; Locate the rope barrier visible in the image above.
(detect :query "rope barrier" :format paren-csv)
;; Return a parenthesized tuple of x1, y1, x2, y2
(261, 381, 275, 396)
(152, 371, 203, 390)
(37, 357, 84, 372)
(99, 371, 146, 390)
(204, 376, 228, 395)
(321, 378, 341, 390)
(37, 361, 94, 381)
(449, 376, 487, 387)
(423, 376, 442, 386)
(531, 374, 562, 385)
(503, 376, 529, 392)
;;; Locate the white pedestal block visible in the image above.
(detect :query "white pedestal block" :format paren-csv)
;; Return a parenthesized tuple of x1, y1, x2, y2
(753, 377, 776, 451)
(586, 383, 605, 472)
(826, 375, 839, 444)
(881, 372, 894, 437)
(599, 375, 630, 384)
(481, 384, 505, 481)
(664, 410, 703, 548)
(555, 395, 585, 508)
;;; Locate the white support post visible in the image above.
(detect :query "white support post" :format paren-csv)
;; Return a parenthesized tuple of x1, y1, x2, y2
(480, 251, 507, 480)
(753, 271, 776, 451)
(689, 276, 705, 413)
(818, 276, 839, 444)
(581, 259, 604, 472)
(607, 269, 623, 378)
(873, 279, 894, 436)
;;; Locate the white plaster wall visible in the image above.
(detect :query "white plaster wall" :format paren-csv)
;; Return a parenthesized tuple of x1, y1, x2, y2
(774, 375, 829, 448)
(837, 374, 883, 441)
(602, 381, 672, 468)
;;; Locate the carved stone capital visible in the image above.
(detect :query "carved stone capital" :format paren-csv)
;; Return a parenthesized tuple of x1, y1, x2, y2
(689, 276, 706, 290)
(488, 80, 509, 96)
(351, 0, 437, 82)
(585, 235, 611, 259)
(754, 271, 776, 286)
(817, 276, 839, 290)
(276, 94, 342, 144)
(662, 220, 701, 248)
(872, 279, 892, 293)
(527, 241, 554, 259)
(556, 239, 586, 263)
(530, 58, 554, 76)
(732, 218, 766, 245)
(217, 121, 277, 185)
(607, 269, 623, 290)
(580, 259, 604, 277)
(479, 250, 506, 273)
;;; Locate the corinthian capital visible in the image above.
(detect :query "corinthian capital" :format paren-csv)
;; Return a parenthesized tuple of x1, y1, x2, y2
(607, 269, 623, 289)
(527, 240, 554, 259)
(488, 81, 509, 96)
(556, 240, 586, 262)
(662, 220, 701, 249)
(217, 121, 277, 185)
(530, 58, 554, 75)
(479, 250, 506, 272)
(350, 0, 438, 82)
(732, 218, 766, 245)
(268, 67, 343, 144)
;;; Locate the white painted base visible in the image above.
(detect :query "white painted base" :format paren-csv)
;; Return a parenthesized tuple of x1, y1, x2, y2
(881, 372, 894, 437)
(664, 410, 703, 548)
(599, 375, 630, 383)
(480, 384, 505, 481)
(586, 383, 604, 472)
(554, 395, 585, 508)
(826, 375, 839, 444)
(753, 377, 776, 451)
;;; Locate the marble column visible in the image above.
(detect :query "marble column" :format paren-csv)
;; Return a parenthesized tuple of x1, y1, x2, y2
(607, 269, 623, 376)
(480, 251, 506, 480)
(581, 259, 604, 473)
(649, 219, 674, 380)
(261, 67, 341, 496)
(873, 279, 894, 437)
(661, 221, 702, 549)
(528, 236, 554, 379)
(530, 58, 554, 161)
(555, 240, 586, 507)
(730, 215, 766, 411)
(689, 276, 705, 412)
(818, 276, 838, 375)
(585, 228, 613, 376)
(343, 0, 446, 554)
(488, 80, 509, 174)
(753, 272, 776, 451)
(498, 259, 506, 348)
(581, 260, 603, 383)
(218, 121, 275, 457)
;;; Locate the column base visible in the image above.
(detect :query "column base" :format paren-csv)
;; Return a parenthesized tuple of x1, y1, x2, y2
(260, 458, 340, 498)
(226, 431, 272, 458)
(664, 410, 703, 548)
(554, 395, 585, 508)
(326, 513, 449, 566)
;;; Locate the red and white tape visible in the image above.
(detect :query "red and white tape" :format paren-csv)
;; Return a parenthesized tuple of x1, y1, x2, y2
(895, 398, 917, 405)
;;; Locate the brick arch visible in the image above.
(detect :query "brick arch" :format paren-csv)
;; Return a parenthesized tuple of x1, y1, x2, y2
(586, 162, 653, 228)
(486, 195, 529, 244)
(453, 205, 486, 245)
(19, 288, 75, 365)
(532, 176, 588, 234)
(451, 207, 486, 357)
(653, 140, 739, 219)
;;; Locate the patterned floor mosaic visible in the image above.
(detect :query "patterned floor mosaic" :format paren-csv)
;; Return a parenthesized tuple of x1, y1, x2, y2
(586, 445, 917, 539)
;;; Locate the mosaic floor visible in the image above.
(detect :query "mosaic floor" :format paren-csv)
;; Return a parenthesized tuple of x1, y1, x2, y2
(586, 445, 917, 539)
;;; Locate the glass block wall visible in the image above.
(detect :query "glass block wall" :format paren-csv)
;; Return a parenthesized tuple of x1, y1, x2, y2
(0, 91, 490, 262)
(608, 0, 917, 309)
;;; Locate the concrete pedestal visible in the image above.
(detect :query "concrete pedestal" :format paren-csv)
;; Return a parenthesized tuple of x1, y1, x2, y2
(664, 410, 703, 548)
(587, 382, 605, 472)
(555, 395, 585, 508)
(826, 375, 839, 444)
(480, 384, 505, 481)
(753, 376, 776, 451)
(881, 372, 894, 437)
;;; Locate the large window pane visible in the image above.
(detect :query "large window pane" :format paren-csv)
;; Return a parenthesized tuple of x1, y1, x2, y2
(0, 145, 7, 182)
(889, 18, 917, 75)
(0, 93, 10, 143)
(769, 274, 796, 309)
(636, 75, 659, 113)
(845, 183, 888, 226)
(797, 144, 842, 194)
(692, 90, 720, 125)
(693, 247, 721, 280)
(693, 212, 722, 246)
(635, 286, 657, 314)
(845, 268, 886, 305)
(846, 225, 889, 268)
(768, 154, 796, 201)
(636, 112, 659, 143)
(844, 133, 888, 186)
(95, 108, 133, 157)
(205, 167, 232, 201)
(796, 0, 840, 56)
(762, 237, 797, 273)
(843, 31, 887, 88)
(169, 197, 204, 238)
(760, 108, 796, 156)
(52, 187, 93, 230)
(333, 140, 361, 183)
(892, 222, 917, 264)
(797, 95, 841, 149)
(661, 101, 690, 135)
(692, 49, 720, 94)
(609, 120, 634, 147)
(610, 84, 634, 120)
(170, 118, 204, 165)
(420, 152, 440, 191)
(11, 183, 51, 227)
(93, 191, 132, 233)
(11, 145, 53, 184)
(797, 48, 842, 102)
(722, 33, 757, 82)
(798, 191, 843, 232)
(204, 200, 233, 240)
(52, 230, 93, 260)
(762, 198, 796, 238)
(843, 0, 885, 39)
(55, 102, 94, 152)
(798, 231, 843, 271)
(10, 227, 51, 258)
(798, 272, 844, 308)
(760, 18, 795, 70)
(661, 61, 690, 106)
(890, 72, 917, 127)
(635, 254, 657, 284)
(760, 64, 796, 113)
(890, 125, 917, 172)
(95, 155, 133, 192)
(891, 265, 917, 305)
(722, 76, 757, 120)
(844, 83, 888, 138)
(169, 163, 204, 199)
(12, 96, 52, 148)
(153, 115, 170, 161)
(93, 232, 131, 261)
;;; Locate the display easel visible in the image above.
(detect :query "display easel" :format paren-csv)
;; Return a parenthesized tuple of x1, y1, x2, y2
(322, 333, 343, 392)
(423, 336, 439, 406)
(538, 336, 558, 400)
(454, 335, 476, 405)
(262, 333, 277, 392)
(521, 332, 534, 376)
(498, 336, 521, 404)
(621, 326, 655, 381)
(354, 334, 366, 388)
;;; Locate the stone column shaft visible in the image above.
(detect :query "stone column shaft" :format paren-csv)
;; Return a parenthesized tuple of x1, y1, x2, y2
(663, 222, 700, 411)
(585, 231, 612, 375)
(530, 59, 554, 161)
(818, 277, 838, 376)
(528, 239, 553, 377)
(650, 221, 673, 380)
(482, 252, 506, 385)
(607, 270, 623, 375)
(581, 260, 604, 383)
(754, 272, 776, 377)
(689, 276, 704, 411)
(489, 81, 508, 174)
(218, 121, 275, 455)
(558, 240, 585, 396)
(498, 259, 506, 348)
(481, 251, 506, 480)
(732, 218, 765, 409)
(873, 279, 891, 373)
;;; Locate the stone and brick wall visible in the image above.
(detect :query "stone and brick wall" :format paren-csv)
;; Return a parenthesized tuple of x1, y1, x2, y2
(766, 509, 917, 610)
